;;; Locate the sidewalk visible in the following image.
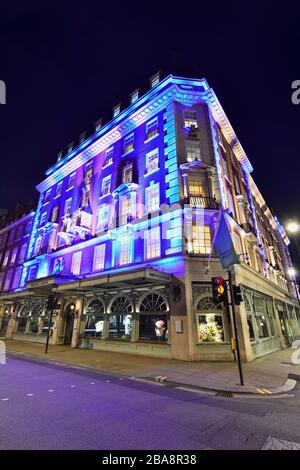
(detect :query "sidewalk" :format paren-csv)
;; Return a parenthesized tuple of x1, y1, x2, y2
(3, 339, 300, 395)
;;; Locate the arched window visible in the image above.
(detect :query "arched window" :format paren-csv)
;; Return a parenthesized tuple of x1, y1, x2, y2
(139, 292, 168, 342)
(17, 303, 31, 333)
(109, 296, 133, 340)
(84, 298, 105, 338)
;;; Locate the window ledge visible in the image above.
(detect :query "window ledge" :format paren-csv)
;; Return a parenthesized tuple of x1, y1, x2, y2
(99, 193, 111, 200)
(144, 167, 160, 177)
(54, 194, 61, 200)
(122, 149, 134, 158)
(66, 186, 75, 192)
(144, 133, 159, 144)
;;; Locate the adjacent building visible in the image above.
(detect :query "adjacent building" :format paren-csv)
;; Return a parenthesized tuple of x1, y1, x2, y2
(0, 73, 299, 361)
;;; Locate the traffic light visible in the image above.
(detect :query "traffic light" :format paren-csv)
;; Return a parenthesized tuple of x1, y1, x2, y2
(232, 285, 243, 305)
(211, 277, 227, 305)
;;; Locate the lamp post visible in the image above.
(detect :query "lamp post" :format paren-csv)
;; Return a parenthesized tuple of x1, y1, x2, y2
(286, 222, 300, 259)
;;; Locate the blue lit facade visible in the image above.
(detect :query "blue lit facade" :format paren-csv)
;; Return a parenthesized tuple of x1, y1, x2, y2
(0, 73, 299, 361)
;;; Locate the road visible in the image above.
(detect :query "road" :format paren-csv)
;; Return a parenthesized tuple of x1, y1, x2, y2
(0, 355, 300, 450)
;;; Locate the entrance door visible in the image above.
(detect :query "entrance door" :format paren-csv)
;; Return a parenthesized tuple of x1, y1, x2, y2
(64, 308, 75, 345)
(279, 311, 291, 346)
(0, 316, 9, 337)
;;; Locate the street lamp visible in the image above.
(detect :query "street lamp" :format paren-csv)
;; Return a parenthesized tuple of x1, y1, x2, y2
(286, 221, 300, 258)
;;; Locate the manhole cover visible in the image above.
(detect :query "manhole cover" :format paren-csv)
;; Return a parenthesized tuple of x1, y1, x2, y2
(215, 391, 233, 398)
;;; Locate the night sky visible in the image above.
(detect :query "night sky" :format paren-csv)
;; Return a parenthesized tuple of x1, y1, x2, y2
(0, 2, 299, 262)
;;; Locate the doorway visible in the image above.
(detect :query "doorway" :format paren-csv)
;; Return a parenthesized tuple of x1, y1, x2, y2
(0, 316, 9, 337)
(64, 304, 75, 345)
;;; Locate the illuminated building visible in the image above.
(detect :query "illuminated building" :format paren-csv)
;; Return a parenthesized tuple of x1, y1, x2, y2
(0, 73, 299, 361)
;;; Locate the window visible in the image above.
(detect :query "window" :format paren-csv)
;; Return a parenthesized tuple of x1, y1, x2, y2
(247, 315, 256, 341)
(101, 175, 111, 197)
(146, 148, 159, 174)
(43, 189, 51, 204)
(226, 189, 236, 218)
(255, 315, 270, 338)
(122, 162, 133, 183)
(184, 109, 198, 128)
(124, 133, 134, 154)
(12, 267, 22, 290)
(56, 181, 63, 198)
(146, 117, 158, 140)
(109, 296, 133, 340)
(234, 174, 241, 195)
(119, 195, 131, 225)
(119, 236, 131, 265)
(189, 179, 204, 196)
(34, 234, 43, 255)
(3, 251, 10, 267)
(25, 221, 32, 235)
(8, 230, 15, 244)
(71, 251, 82, 275)
(221, 154, 230, 180)
(68, 173, 75, 190)
(28, 265, 38, 281)
(4, 270, 13, 291)
(192, 225, 211, 254)
(19, 244, 28, 261)
(84, 299, 105, 338)
(16, 225, 23, 240)
(93, 244, 106, 271)
(51, 205, 59, 223)
(197, 314, 225, 343)
(145, 183, 160, 212)
(150, 72, 160, 88)
(104, 147, 114, 167)
(113, 104, 120, 117)
(64, 198, 72, 216)
(11, 247, 18, 264)
(145, 227, 161, 259)
(139, 293, 168, 341)
(130, 89, 139, 104)
(233, 232, 242, 257)
(186, 141, 201, 162)
(40, 212, 47, 227)
(97, 204, 109, 232)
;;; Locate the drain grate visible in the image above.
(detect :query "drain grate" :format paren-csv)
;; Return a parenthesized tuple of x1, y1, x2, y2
(215, 391, 234, 398)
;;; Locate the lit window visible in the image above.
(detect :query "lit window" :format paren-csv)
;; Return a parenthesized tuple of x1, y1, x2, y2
(43, 189, 51, 204)
(71, 251, 82, 275)
(124, 133, 134, 154)
(192, 225, 211, 254)
(221, 154, 230, 180)
(119, 195, 131, 225)
(119, 236, 131, 265)
(28, 265, 38, 281)
(93, 244, 106, 271)
(130, 89, 139, 104)
(150, 72, 160, 88)
(64, 198, 72, 216)
(11, 247, 18, 264)
(145, 183, 160, 212)
(197, 314, 225, 343)
(16, 225, 23, 239)
(4, 270, 13, 291)
(146, 148, 159, 174)
(188, 179, 204, 196)
(145, 227, 161, 259)
(101, 175, 111, 197)
(19, 244, 28, 261)
(113, 104, 121, 117)
(51, 205, 59, 223)
(186, 141, 201, 162)
(146, 117, 158, 140)
(226, 190, 236, 218)
(68, 173, 76, 190)
(34, 234, 43, 255)
(40, 212, 47, 227)
(184, 109, 198, 128)
(12, 267, 22, 290)
(122, 162, 133, 183)
(56, 182, 63, 198)
(25, 221, 32, 235)
(3, 251, 10, 267)
(97, 205, 109, 232)
(103, 147, 114, 167)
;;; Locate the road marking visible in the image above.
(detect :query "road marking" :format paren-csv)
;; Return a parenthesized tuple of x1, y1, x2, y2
(90, 382, 95, 385)
(48, 389, 54, 392)
(70, 385, 75, 388)
(2, 398, 9, 401)
(256, 388, 266, 394)
(262, 388, 272, 394)
(27, 393, 34, 397)
(119, 378, 123, 381)
(106, 380, 110, 383)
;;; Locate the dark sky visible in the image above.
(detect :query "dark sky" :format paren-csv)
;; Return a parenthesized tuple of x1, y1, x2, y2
(0, 1, 299, 260)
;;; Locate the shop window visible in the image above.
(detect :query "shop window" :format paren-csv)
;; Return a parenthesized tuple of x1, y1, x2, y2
(197, 314, 225, 343)
(109, 296, 133, 340)
(84, 299, 105, 338)
(247, 315, 256, 341)
(139, 293, 168, 342)
(255, 315, 270, 338)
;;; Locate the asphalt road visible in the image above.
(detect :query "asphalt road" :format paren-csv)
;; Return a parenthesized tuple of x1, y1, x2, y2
(1, 355, 300, 450)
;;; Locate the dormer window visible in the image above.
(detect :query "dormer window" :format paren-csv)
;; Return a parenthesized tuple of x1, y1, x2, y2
(122, 162, 133, 184)
(113, 104, 121, 118)
(124, 133, 134, 155)
(150, 71, 160, 88)
(130, 89, 139, 104)
(146, 117, 158, 141)
(103, 147, 114, 167)
(184, 109, 198, 128)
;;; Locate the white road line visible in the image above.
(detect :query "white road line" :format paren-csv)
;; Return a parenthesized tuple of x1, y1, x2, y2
(90, 382, 95, 385)
(1, 398, 9, 401)
(27, 393, 34, 397)
(106, 380, 110, 383)
(70, 385, 75, 388)
(48, 389, 54, 392)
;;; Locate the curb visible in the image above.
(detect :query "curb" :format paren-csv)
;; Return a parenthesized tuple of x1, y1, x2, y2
(138, 375, 298, 396)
